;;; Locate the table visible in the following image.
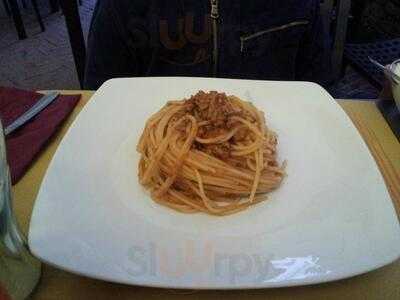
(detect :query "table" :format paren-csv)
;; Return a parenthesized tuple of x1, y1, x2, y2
(13, 91, 400, 299)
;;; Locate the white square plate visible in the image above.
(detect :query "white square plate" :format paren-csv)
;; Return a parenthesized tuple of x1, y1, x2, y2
(29, 78, 400, 289)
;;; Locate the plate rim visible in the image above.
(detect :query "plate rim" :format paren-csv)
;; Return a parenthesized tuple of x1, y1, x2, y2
(28, 77, 400, 289)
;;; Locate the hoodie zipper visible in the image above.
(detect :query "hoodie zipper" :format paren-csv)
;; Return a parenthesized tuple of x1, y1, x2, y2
(210, 0, 219, 76)
(240, 20, 309, 52)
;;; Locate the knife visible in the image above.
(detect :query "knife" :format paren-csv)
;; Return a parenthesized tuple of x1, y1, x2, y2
(4, 92, 60, 136)
(368, 56, 400, 84)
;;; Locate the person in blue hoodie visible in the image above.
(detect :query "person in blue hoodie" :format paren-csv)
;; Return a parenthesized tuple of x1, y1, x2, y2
(84, 0, 331, 89)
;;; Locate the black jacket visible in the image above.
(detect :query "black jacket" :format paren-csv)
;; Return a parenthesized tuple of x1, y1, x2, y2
(85, 0, 331, 89)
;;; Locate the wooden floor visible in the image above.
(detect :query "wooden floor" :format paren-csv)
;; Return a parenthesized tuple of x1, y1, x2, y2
(0, 0, 96, 90)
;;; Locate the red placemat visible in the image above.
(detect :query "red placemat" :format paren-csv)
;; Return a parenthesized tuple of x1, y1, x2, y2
(0, 87, 80, 184)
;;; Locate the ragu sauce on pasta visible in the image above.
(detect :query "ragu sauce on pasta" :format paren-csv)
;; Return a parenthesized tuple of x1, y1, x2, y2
(137, 91, 286, 215)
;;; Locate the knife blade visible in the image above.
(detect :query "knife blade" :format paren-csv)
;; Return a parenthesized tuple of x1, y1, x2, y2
(368, 56, 400, 84)
(4, 92, 59, 136)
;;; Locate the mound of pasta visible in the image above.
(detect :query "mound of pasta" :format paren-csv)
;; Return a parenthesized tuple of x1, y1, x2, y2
(137, 91, 286, 216)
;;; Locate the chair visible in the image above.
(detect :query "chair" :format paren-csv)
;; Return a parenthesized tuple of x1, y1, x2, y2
(31, 0, 45, 32)
(320, 0, 351, 81)
(6, 0, 27, 39)
(49, 0, 82, 14)
(50, 0, 85, 87)
(5, 0, 45, 39)
(59, 0, 86, 88)
(343, 0, 400, 88)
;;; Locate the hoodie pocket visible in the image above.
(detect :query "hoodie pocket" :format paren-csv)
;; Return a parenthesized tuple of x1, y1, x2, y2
(238, 20, 309, 80)
(240, 20, 309, 56)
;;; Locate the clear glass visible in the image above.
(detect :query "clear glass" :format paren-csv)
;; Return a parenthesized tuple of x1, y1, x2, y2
(0, 120, 41, 299)
(390, 59, 400, 112)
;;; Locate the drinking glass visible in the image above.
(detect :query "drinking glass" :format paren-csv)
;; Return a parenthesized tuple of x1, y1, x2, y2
(0, 120, 41, 299)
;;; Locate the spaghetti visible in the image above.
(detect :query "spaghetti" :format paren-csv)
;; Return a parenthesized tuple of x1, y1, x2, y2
(137, 91, 286, 215)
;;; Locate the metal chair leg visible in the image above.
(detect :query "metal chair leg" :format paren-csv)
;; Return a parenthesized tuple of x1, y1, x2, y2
(31, 0, 45, 32)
